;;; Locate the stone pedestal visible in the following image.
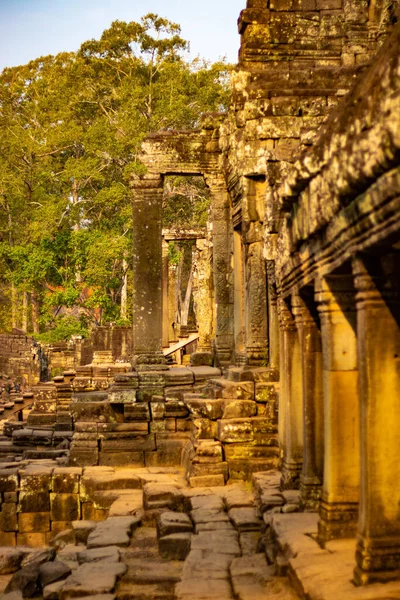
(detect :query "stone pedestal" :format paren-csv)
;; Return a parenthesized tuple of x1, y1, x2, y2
(292, 293, 324, 511)
(278, 297, 303, 489)
(131, 176, 167, 369)
(244, 240, 268, 365)
(353, 254, 400, 585)
(315, 275, 359, 544)
(267, 261, 279, 371)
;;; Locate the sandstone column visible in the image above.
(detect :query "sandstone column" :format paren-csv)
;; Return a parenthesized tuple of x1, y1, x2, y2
(233, 229, 246, 363)
(353, 254, 400, 585)
(205, 174, 233, 364)
(278, 297, 303, 489)
(131, 175, 166, 368)
(315, 275, 359, 544)
(244, 240, 268, 365)
(162, 240, 169, 348)
(292, 292, 324, 510)
(192, 237, 214, 362)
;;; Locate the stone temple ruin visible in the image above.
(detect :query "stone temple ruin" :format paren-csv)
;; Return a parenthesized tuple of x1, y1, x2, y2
(1, 1, 400, 599)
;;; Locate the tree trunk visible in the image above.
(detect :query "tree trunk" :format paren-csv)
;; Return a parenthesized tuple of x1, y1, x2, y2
(180, 260, 194, 327)
(22, 291, 29, 332)
(121, 254, 128, 320)
(11, 283, 18, 330)
(32, 291, 40, 334)
(72, 179, 82, 283)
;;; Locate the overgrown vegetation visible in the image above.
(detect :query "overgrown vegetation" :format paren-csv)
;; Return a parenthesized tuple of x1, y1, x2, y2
(0, 14, 231, 341)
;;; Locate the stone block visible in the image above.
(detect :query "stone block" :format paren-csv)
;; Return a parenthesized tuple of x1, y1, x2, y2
(123, 403, 150, 421)
(98, 422, 149, 433)
(50, 521, 73, 535)
(159, 533, 191, 560)
(81, 503, 108, 522)
(207, 379, 254, 400)
(150, 401, 165, 420)
(39, 561, 71, 589)
(224, 445, 279, 460)
(18, 512, 50, 533)
(100, 434, 156, 452)
(222, 400, 257, 419)
(50, 494, 80, 522)
(0, 503, 18, 531)
(0, 531, 16, 546)
(52, 468, 82, 494)
(192, 440, 223, 463)
(189, 462, 229, 481)
(72, 520, 97, 544)
(0, 469, 18, 493)
(70, 402, 122, 423)
(77, 545, 120, 564)
(164, 399, 190, 418)
(156, 511, 193, 539)
(17, 532, 47, 547)
(164, 368, 194, 386)
(4, 566, 40, 597)
(228, 507, 262, 532)
(192, 418, 218, 439)
(185, 396, 223, 420)
(87, 515, 140, 548)
(98, 452, 145, 467)
(58, 562, 126, 599)
(69, 446, 99, 467)
(136, 388, 164, 402)
(0, 547, 23, 574)
(143, 483, 183, 511)
(4, 492, 18, 503)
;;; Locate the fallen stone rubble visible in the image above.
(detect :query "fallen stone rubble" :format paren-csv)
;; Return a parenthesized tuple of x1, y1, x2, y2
(0, 467, 300, 600)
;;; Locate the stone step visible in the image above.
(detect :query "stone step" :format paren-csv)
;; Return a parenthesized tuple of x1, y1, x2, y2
(204, 379, 255, 401)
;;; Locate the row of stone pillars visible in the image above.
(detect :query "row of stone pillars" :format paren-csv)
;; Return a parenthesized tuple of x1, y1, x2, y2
(131, 172, 233, 368)
(279, 252, 400, 584)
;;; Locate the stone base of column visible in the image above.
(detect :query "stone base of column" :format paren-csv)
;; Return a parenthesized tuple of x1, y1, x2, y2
(132, 351, 168, 371)
(281, 459, 303, 490)
(299, 474, 322, 511)
(245, 346, 268, 366)
(190, 351, 213, 366)
(234, 351, 247, 366)
(317, 498, 358, 545)
(354, 536, 400, 585)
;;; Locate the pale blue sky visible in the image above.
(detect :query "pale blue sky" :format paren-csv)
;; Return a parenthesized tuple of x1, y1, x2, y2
(0, 0, 245, 72)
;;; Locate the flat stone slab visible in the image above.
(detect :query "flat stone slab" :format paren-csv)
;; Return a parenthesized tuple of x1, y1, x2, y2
(78, 546, 120, 564)
(190, 531, 240, 556)
(108, 490, 143, 517)
(87, 516, 141, 548)
(123, 559, 183, 584)
(224, 488, 254, 510)
(290, 537, 400, 600)
(175, 578, 233, 600)
(228, 507, 263, 532)
(271, 513, 323, 559)
(187, 367, 222, 382)
(183, 550, 232, 580)
(191, 509, 230, 525)
(143, 483, 183, 511)
(58, 563, 126, 599)
(189, 495, 225, 512)
(39, 561, 71, 588)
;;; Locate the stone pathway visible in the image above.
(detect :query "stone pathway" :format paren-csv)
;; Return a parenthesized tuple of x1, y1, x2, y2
(0, 469, 300, 600)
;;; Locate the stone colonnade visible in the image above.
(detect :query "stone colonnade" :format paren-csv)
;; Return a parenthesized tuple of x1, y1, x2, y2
(131, 131, 270, 368)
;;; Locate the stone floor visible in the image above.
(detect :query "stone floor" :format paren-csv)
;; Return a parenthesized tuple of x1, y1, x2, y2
(271, 513, 400, 600)
(1, 468, 400, 600)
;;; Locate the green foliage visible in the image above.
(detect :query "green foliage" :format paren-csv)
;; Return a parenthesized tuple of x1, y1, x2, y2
(33, 315, 88, 343)
(0, 13, 232, 336)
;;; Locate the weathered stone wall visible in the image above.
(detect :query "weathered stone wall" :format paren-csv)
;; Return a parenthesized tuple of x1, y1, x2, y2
(0, 333, 41, 385)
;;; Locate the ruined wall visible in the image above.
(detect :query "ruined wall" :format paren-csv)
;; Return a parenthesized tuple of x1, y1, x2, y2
(0, 333, 41, 386)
